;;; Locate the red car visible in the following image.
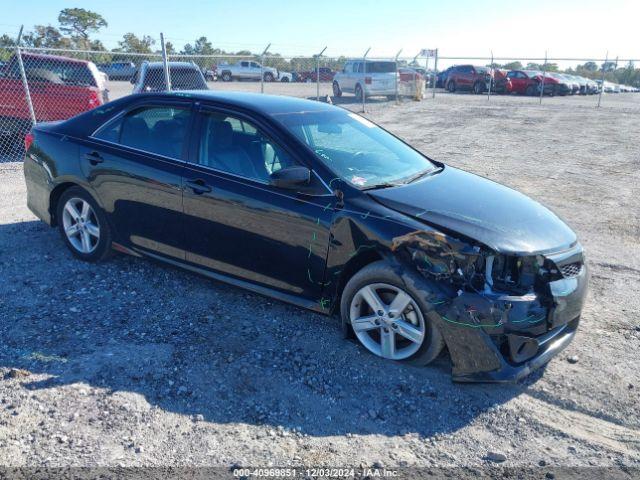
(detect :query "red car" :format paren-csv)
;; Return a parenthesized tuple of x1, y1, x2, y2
(296, 67, 335, 83)
(444, 65, 492, 94)
(505, 70, 565, 96)
(0, 52, 107, 121)
(0, 52, 107, 156)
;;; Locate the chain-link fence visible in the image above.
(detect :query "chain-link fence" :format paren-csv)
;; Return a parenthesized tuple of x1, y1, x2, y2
(1, 34, 639, 162)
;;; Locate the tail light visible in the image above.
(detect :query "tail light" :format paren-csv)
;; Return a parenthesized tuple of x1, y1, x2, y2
(365, 76, 372, 85)
(88, 89, 102, 108)
(24, 132, 34, 152)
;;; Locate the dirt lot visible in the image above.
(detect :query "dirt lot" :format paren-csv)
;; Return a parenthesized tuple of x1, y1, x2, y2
(1, 90, 639, 476)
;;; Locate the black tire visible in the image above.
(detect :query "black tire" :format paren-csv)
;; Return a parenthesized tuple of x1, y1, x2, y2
(221, 71, 232, 82)
(264, 72, 274, 82)
(340, 261, 445, 366)
(447, 80, 456, 93)
(548, 85, 555, 97)
(526, 85, 535, 96)
(355, 83, 364, 100)
(280, 77, 290, 83)
(56, 186, 112, 263)
(387, 95, 397, 101)
(473, 81, 483, 94)
(332, 81, 342, 97)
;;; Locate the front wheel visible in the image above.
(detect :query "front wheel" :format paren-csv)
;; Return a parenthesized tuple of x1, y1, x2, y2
(332, 81, 342, 97)
(57, 187, 112, 262)
(526, 85, 535, 96)
(473, 81, 483, 94)
(221, 72, 232, 82)
(447, 80, 456, 93)
(264, 72, 274, 82)
(341, 261, 445, 365)
(355, 83, 364, 100)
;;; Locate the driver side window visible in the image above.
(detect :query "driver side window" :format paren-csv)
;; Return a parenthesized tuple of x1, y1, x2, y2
(197, 111, 298, 182)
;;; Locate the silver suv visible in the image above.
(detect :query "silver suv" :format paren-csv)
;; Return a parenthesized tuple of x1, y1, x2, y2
(132, 61, 208, 93)
(332, 60, 398, 99)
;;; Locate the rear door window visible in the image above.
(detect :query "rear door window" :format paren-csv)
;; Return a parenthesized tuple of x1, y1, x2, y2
(94, 105, 192, 159)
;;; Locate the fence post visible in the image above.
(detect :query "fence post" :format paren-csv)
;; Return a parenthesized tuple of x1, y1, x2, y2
(260, 43, 271, 94)
(15, 26, 36, 127)
(361, 47, 370, 113)
(316, 46, 327, 101)
(394, 49, 402, 104)
(597, 51, 608, 108)
(160, 32, 171, 91)
(432, 49, 438, 99)
(487, 50, 493, 101)
(539, 50, 547, 105)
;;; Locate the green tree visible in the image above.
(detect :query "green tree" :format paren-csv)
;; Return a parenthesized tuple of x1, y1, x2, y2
(22, 25, 72, 49)
(58, 8, 107, 49)
(500, 61, 523, 70)
(582, 61, 598, 72)
(115, 33, 155, 53)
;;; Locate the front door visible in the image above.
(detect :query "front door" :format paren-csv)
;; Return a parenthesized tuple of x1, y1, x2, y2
(181, 106, 335, 301)
(80, 101, 193, 260)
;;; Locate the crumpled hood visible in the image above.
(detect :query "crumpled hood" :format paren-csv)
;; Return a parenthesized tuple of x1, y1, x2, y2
(369, 166, 577, 254)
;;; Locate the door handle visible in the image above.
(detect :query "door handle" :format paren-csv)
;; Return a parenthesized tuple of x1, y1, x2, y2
(186, 179, 212, 194)
(84, 151, 104, 165)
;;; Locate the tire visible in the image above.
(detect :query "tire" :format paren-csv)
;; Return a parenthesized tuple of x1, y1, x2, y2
(332, 81, 342, 97)
(264, 72, 274, 82)
(340, 261, 445, 366)
(355, 83, 364, 100)
(387, 95, 397, 101)
(526, 85, 535, 96)
(221, 71, 232, 82)
(473, 81, 483, 94)
(56, 187, 112, 263)
(548, 85, 555, 97)
(280, 77, 290, 83)
(447, 80, 456, 93)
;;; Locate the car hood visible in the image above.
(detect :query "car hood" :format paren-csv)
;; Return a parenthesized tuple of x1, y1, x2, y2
(368, 166, 577, 254)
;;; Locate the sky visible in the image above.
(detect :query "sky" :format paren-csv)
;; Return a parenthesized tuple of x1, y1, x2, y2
(1, 0, 638, 66)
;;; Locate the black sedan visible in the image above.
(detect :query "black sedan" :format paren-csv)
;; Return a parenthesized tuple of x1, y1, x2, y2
(23, 91, 588, 382)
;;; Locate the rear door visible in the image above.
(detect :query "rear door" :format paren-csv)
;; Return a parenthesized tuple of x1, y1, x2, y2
(181, 105, 335, 301)
(78, 99, 193, 260)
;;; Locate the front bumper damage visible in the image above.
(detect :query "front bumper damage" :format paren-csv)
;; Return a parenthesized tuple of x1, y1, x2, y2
(393, 230, 589, 383)
(437, 244, 588, 382)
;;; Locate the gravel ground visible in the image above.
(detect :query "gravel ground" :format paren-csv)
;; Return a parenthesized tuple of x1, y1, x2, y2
(0, 91, 639, 476)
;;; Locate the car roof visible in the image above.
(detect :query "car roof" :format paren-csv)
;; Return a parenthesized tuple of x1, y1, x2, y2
(144, 61, 198, 68)
(151, 91, 343, 115)
(21, 52, 90, 64)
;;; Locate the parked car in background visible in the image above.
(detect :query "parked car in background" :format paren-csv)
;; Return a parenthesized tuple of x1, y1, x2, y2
(506, 70, 556, 96)
(332, 60, 398, 99)
(216, 61, 279, 82)
(24, 91, 588, 382)
(444, 65, 492, 94)
(202, 66, 217, 81)
(491, 68, 511, 94)
(98, 61, 137, 81)
(436, 66, 454, 88)
(0, 52, 107, 155)
(296, 67, 336, 83)
(278, 71, 293, 82)
(131, 62, 208, 93)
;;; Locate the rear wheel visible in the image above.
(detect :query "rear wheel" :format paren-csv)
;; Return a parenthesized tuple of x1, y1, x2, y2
(341, 261, 445, 365)
(332, 81, 342, 97)
(57, 187, 112, 262)
(447, 80, 456, 93)
(355, 84, 364, 100)
(473, 81, 483, 94)
(264, 72, 274, 82)
(526, 84, 535, 96)
(221, 71, 232, 82)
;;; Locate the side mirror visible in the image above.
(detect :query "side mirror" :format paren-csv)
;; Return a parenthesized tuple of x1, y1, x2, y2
(269, 166, 310, 189)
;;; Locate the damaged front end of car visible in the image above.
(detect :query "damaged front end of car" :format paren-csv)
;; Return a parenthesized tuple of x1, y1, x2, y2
(391, 230, 589, 382)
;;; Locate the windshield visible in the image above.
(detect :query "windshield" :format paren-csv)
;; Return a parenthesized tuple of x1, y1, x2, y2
(145, 66, 207, 90)
(274, 110, 438, 188)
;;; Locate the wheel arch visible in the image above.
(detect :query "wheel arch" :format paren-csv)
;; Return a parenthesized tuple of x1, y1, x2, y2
(332, 247, 384, 314)
(49, 181, 103, 227)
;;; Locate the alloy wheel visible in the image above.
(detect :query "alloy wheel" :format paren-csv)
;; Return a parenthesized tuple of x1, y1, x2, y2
(349, 283, 426, 360)
(62, 197, 100, 254)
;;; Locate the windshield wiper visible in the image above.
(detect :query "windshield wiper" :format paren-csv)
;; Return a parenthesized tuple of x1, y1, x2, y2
(403, 166, 443, 184)
(361, 182, 401, 191)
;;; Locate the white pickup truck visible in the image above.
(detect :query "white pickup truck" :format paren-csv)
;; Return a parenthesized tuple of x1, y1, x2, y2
(217, 60, 280, 82)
